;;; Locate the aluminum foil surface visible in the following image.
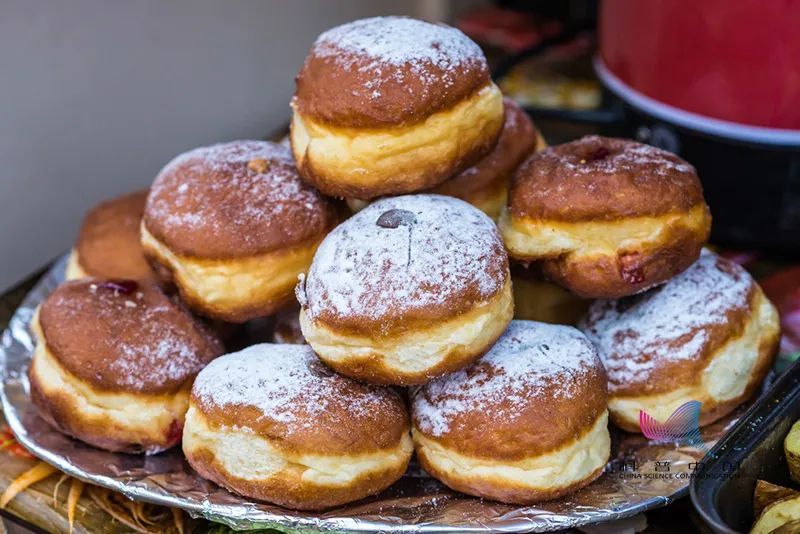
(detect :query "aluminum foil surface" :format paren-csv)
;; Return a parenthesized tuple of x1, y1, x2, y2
(0, 257, 746, 532)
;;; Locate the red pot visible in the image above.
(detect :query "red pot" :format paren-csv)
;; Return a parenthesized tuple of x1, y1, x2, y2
(598, 0, 800, 144)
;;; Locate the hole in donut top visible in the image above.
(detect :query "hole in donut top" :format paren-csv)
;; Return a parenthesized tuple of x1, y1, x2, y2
(579, 146, 611, 164)
(97, 280, 139, 295)
(376, 208, 417, 229)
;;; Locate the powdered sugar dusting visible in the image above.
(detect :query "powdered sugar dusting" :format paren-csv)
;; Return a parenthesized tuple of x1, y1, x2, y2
(146, 141, 325, 250)
(580, 250, 752, 391)
(45, 282, 218, 392)
(301, 195, 506, 324)
(192, 344, 391, 429)
(413, 321, 601, 437)
(113, 333, 203, 390)
(313, 17, 484, 102)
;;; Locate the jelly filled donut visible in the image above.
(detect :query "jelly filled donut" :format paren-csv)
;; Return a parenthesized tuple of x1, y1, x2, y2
(499, 136, 712, 298)
(141, 141, 343, 322)
(66, 190, 157, 283)
(580, 250, 780, 432)
(412, 320, 610, 504)
(183, 344, 412, 510)
(291, 16, 504, 199)
(29, 279, 222, 453)
(297, 194, 513, 385)
(346, 98, 544, 219)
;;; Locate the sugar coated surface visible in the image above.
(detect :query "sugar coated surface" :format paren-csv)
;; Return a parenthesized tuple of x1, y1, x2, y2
(192, 344, 390, 428)
(301, 194, 506, 323)
(413, 320, 600, 437)
(580, 250, 752, 390)
(147, 141, 323, 247)
(312, 16, 484, 102)
(45, 282, 214, 391)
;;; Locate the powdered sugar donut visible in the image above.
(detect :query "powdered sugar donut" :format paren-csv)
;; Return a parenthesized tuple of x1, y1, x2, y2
(142, 140, 344, 322)
(499, 135, 712, 298)
(580, 250, 780, 432)
(28, 279, 223, 454)
(296, 194, 513, 385)
(411, 320, 610, 504)
(182, 343, 412, 510)
(291, 16, 504, 199)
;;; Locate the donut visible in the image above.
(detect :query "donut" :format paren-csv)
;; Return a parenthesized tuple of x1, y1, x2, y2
(66, 190, 157, 283)
(499, 135, 712, 298)
(296, 194, 513, 385)
(411, 320, 610, 504)
(512, 264, 589, 325)
(271, 305, 305, 344)
(346, 98, 544, 219)
(580, 250, 780, 432)
(291, 16, 504, 199)
(28, 279, 222, 453)
(182, 344, 412, 510)
(141, 141, 343, 322)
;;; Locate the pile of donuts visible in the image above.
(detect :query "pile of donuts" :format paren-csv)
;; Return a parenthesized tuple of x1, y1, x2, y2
(28, 16, 781, 511)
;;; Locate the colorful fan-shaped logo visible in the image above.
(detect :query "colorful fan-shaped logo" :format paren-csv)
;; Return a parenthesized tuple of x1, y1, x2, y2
(639, 401, 708, 450)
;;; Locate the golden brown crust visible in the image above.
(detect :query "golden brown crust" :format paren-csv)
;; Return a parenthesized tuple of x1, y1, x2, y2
(75, 190, 158, 283)
(581, 253, 760, 398)
(292, 121, 500, 200)
(429, 98, 538, 202)
(307, 286, 513, 386)
(140, 237, 307, 323)
(609, 327, 778, 432)
(28, 365, 186, 454)
(411, 321, 608, 460)
(539, 213, 710, 298)
(190, 345, 410, 456)
(415, 448, 605, 504)
(294, 17, 491, 128)
(184, 443, 407, 511)
(415, 371, 607, 461)
(143, 140, 343, 259)
(509, 135, 706, 221)
(39, 279, 222, 394)
(299, 195, 509, 337)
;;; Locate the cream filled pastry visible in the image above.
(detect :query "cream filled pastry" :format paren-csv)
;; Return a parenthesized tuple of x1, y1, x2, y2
(291, 16, 504, 199)
(297, 194, 513, 385)
(411, 320, 610, 504)
(183, 343, 412, 510)
(500, 135, 712, 298)
(346, 98, 544, 219)
(142, 140, 343, 322)
(580, 250, 780, 432)
(29, 279, 222, 454)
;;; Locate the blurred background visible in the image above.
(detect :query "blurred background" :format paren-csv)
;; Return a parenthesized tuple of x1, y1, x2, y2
(2, 0, 800, 293)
